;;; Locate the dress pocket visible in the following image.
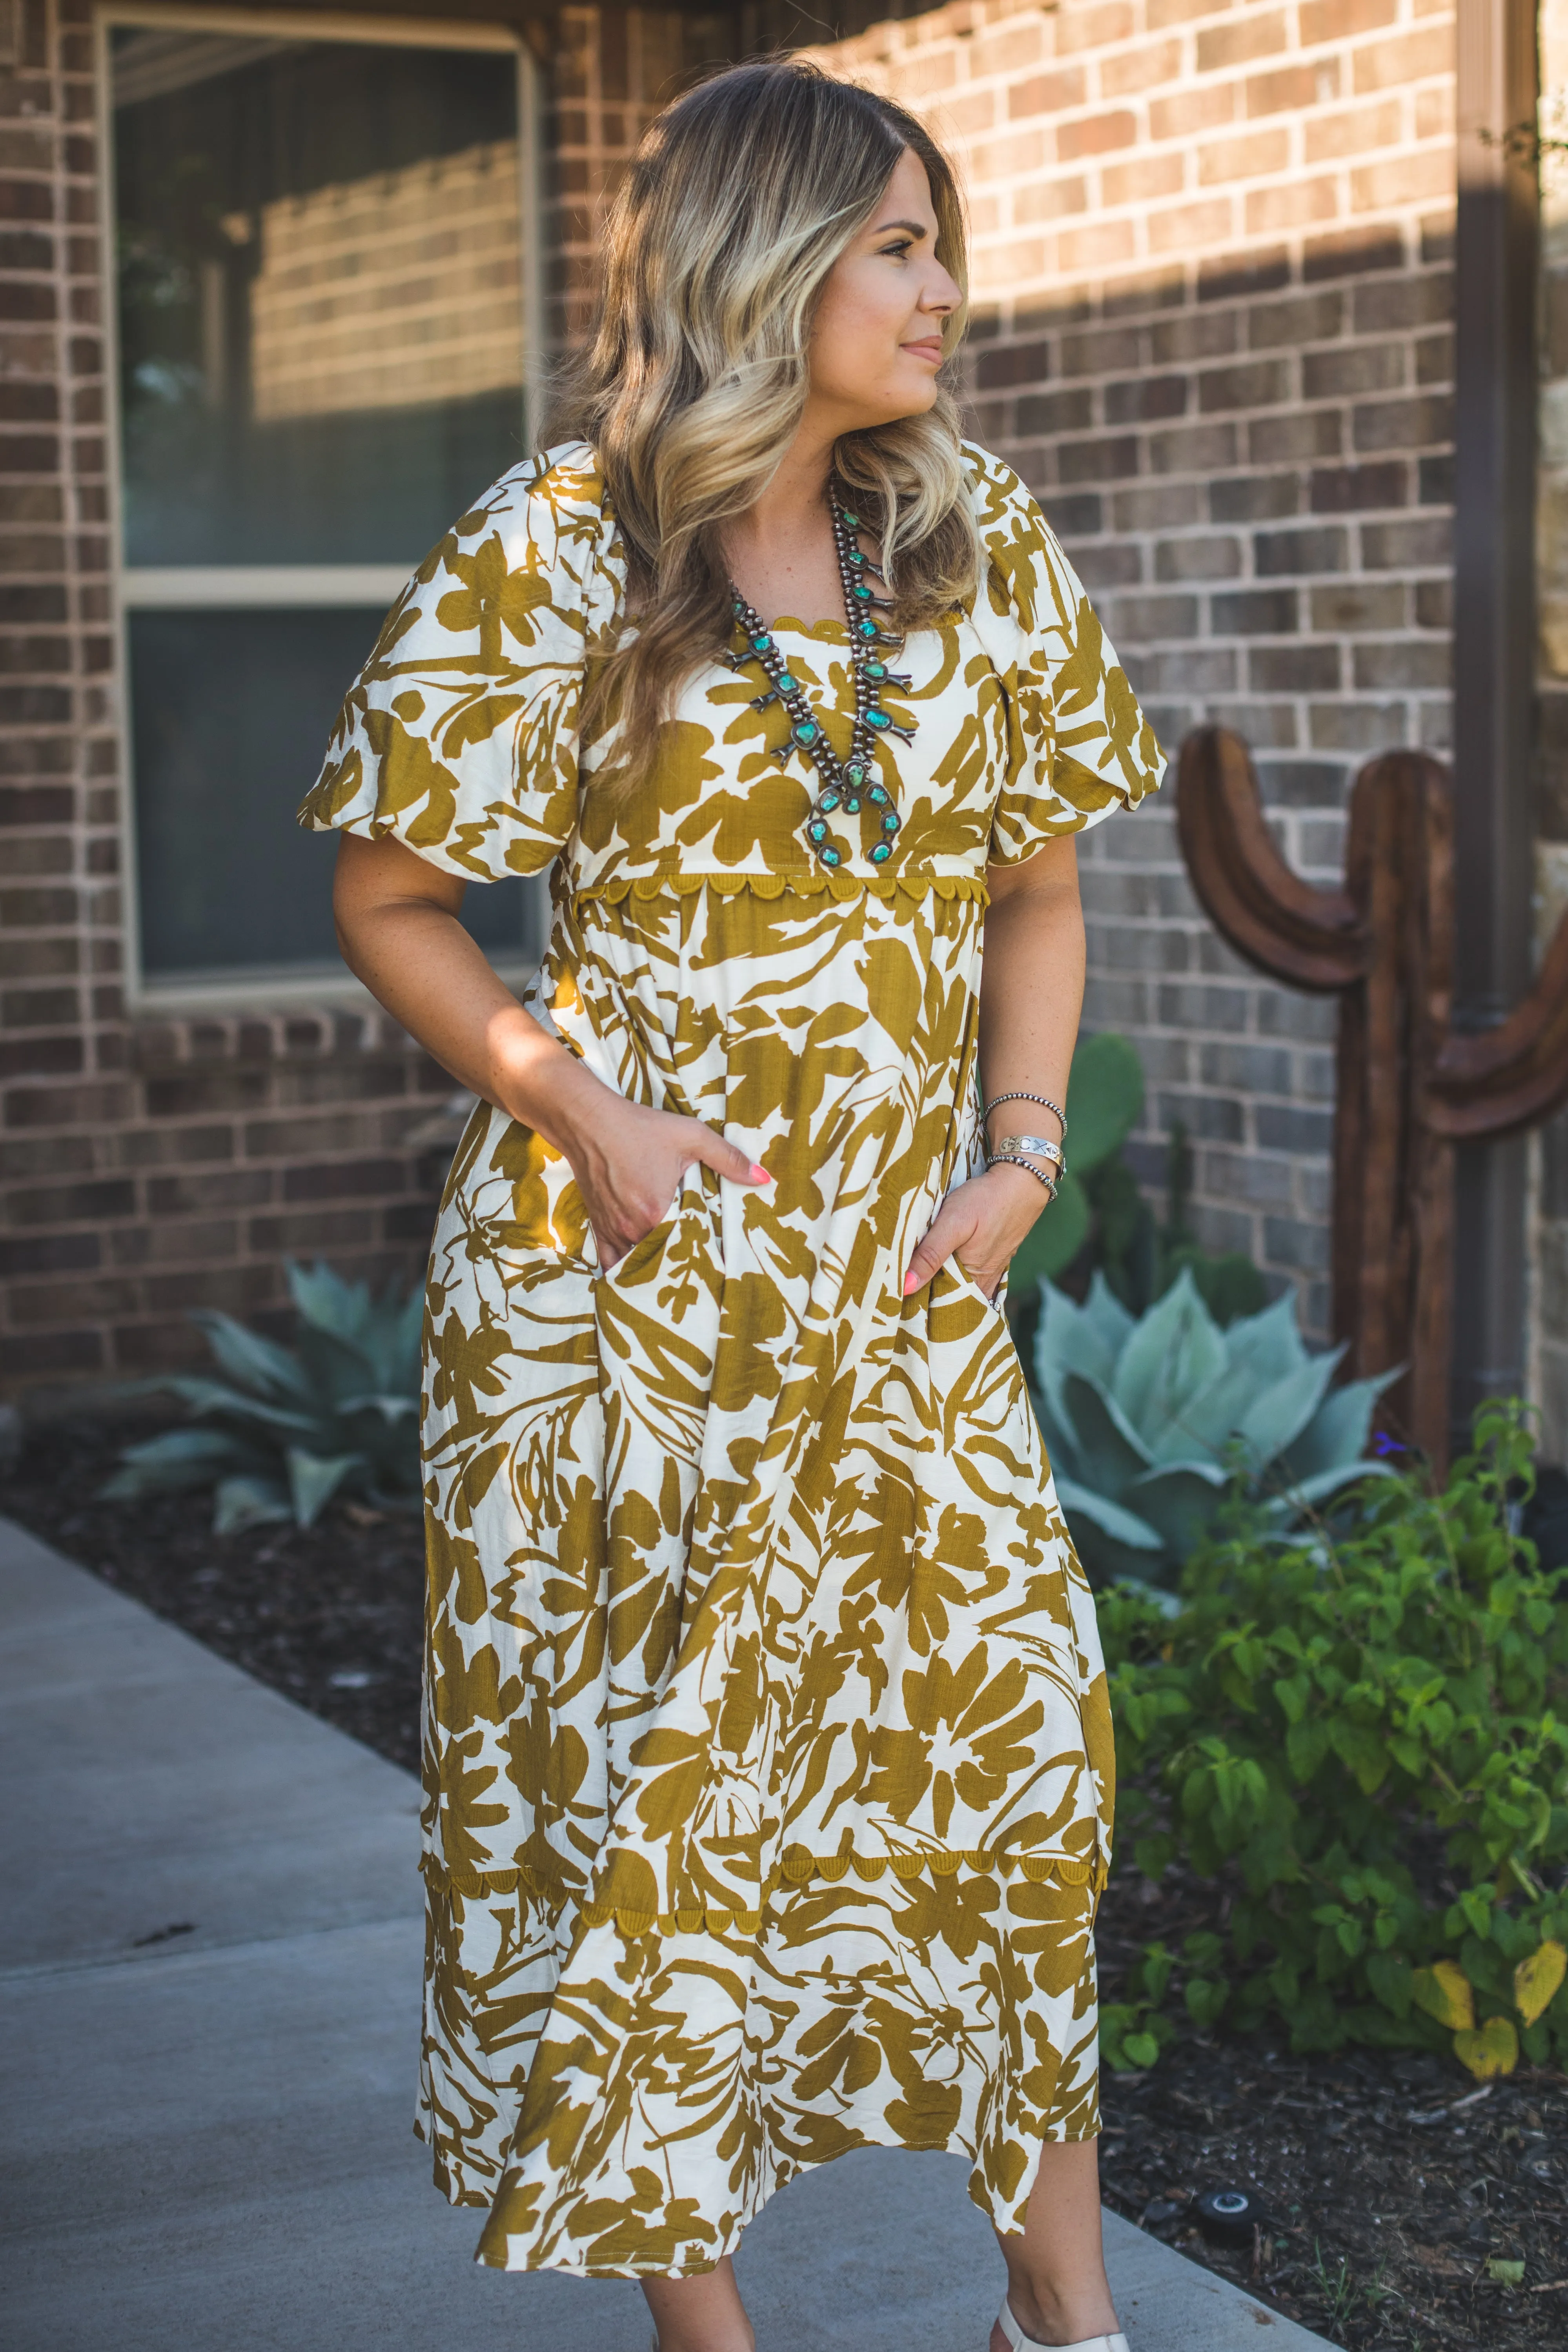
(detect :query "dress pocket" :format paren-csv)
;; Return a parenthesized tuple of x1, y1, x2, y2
(594, 1164, 708, 1296)
(951, 1253, 1009, 1313)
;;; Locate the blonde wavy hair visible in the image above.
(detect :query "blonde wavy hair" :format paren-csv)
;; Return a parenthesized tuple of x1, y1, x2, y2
(549, 57, 979, 789)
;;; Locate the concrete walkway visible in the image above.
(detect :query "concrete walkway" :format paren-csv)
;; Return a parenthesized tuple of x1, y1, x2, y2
(0, 1513, 1324, 2351)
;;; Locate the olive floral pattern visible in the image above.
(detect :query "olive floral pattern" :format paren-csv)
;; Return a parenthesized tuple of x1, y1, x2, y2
(300, 442, 1162, 2276)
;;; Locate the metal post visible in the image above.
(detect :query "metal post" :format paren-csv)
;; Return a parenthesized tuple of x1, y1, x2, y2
(1450, 0, 1540, 1436)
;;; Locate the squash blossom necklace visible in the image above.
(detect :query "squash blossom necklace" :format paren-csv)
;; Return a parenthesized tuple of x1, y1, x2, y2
(728, 489, 916, 872)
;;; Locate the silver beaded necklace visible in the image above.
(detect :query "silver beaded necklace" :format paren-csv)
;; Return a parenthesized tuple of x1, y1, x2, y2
(728, 489, 917, 873)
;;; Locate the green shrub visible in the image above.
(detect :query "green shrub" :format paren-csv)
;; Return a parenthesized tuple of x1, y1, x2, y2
(103, 1261, 422, 1532)
(1034, 1267, 1395, 1592)
(1098, 1402, 1568, 2080)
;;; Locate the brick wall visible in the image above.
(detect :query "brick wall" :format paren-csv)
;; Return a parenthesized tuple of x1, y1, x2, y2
(813, 0, 1457, 1336)
(0, 0, 1464, 1402)
(0, 0, 705, 1406)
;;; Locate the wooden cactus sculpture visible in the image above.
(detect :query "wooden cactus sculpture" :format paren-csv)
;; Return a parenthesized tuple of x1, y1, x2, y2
(1176, 724, 1568, 1469)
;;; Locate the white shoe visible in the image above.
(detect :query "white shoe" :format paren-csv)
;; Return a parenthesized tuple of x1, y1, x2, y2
(996, 2305, 1131, 2352)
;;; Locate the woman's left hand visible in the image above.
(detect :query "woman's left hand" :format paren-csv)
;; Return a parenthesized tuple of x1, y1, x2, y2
(901, 1164, 1051, 1304)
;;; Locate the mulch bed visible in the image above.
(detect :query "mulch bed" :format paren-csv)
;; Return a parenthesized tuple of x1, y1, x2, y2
(7, 1415, 1567, 2348)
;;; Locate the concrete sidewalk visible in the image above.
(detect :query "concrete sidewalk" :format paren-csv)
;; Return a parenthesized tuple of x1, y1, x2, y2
(0, 1513, 1324, 2352)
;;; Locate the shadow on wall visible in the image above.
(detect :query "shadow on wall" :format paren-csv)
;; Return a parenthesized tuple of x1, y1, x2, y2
(957, 221, 1454, 1347)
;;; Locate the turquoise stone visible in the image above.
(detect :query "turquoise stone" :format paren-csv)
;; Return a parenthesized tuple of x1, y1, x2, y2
(818, 789, 841, 814)
(867, 784, 890, 807)
(865, 661, 886, 680)
(776, 671, 797, 691)
(845, 796, 861, 813)
(867, 708, 891, 730)
(821, 846, 842, 867)
(842, 510, 860, 528)
(882, 811, 900, 835)
(793, 721, 818, 745)
(750, 634, 772, 652)
(845, 762, 866, 786)
(852, 584, 872, 601)
(858, 621, 877, 639)
(807, 819, 828, 844)
(869, 841, 892, 864)
(849, 549, 865, 567)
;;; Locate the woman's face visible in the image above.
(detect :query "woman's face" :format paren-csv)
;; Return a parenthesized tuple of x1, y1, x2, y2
(807, 147, 961, 432)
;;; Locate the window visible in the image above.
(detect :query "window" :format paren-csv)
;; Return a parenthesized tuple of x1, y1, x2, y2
(103, 7, 543, 1003)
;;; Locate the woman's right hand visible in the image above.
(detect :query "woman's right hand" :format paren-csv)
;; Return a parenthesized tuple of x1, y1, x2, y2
(554, 1086, 772, 1269)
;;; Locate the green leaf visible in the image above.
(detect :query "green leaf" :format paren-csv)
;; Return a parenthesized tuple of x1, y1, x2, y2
(1134, 1833, 1175, 1880)
(1484, 2258, 1525, 2286)
(213, 1474, 293, 1535)
(1062, 1031, 1145, 1175)
(1214, 1287, 1309, 1385)
(1111, 1268, 1227, 1448)
(1277, 1364, 1402, 1483)
(100, 1427, 249, 1498)
(1081, 1270, 1136, 1358)
(1060, 1372, 1155, 1498)
(1185, 1975, 1229, 2029)
(1123, 1460, 1229, 1560)
(1235, 1347, 1343, 1469)
(190, 1309, 312, 1405)
(1329, 1717, 1391, 1795)
(286, 1448, 366, 1530)
(1122, 2030, 1160, 2070)
(1286, 1717, 1329, 1782)
(1052, 1473, 1167, 1586)
(1366, 1950, 1412, 2018)
(1273, 1671, 1311, 1726)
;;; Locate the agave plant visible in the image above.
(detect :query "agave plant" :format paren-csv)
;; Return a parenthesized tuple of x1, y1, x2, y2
(103, 1262, 423, 1534)
(1032, 1267, 1397, 1591)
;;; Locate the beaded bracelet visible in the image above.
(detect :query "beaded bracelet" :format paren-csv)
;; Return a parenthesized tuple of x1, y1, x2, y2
(983, 1090, 1067, 1142)
(987, 1151, 1060, 1201)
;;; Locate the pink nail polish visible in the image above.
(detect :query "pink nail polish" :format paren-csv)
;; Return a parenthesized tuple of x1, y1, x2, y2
(750, 1163, 772, 1183)
(903, 1272, 917, 1294)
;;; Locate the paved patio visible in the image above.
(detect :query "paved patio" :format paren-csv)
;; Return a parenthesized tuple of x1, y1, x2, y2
(0, 1511, 1324, 2351)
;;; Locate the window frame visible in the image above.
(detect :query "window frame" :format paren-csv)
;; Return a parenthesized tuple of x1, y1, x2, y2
(95, 0, 546, 1012)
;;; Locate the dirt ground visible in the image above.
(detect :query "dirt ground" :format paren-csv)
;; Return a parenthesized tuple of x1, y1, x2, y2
(6, 1416, 1566, 2350)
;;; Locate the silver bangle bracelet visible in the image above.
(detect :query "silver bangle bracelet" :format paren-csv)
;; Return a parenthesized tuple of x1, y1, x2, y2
(993, 1133, 1063, 1169)
(983, 1091, 1067, 1143)
(986, 1151, 1059, 1200)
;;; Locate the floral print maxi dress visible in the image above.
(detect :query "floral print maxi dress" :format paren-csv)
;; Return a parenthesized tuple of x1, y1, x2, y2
(299, 440, 1163, 2277)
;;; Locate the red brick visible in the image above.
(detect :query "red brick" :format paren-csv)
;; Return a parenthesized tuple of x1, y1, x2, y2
(1150, 85, 1236, 142)
(1101, 39, 1181, 98)
(1057, 111, 1137, 162)
(1102, 154, 1185, 208)
(1007, 68, 1085, 120)
(1196, 13, 1288, 74)
(1300, 0, 1397, 41)
(1054, 2, 1134, 56)
(1149, 197, 1234, 254)
(1306, 99, 1404, 162)
(1352, 150, 1452, 213)
(1247, 62, 1340, 118)
(1198, 130, 1290, 185)
(0, 279, 54, 319)
(1353, 25, 1454, 93)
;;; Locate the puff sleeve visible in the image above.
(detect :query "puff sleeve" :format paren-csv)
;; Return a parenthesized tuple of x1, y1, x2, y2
(297, 443, 620, 882)
(966, 446, 1165, 864)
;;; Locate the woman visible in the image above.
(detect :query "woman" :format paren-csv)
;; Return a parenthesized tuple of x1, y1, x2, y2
(302, 58, 1160, 2352)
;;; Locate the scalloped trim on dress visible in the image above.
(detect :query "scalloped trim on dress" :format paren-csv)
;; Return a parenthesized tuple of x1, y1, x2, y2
(571, 869, 989, 908)
(420, 1844, 1106, 1937)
